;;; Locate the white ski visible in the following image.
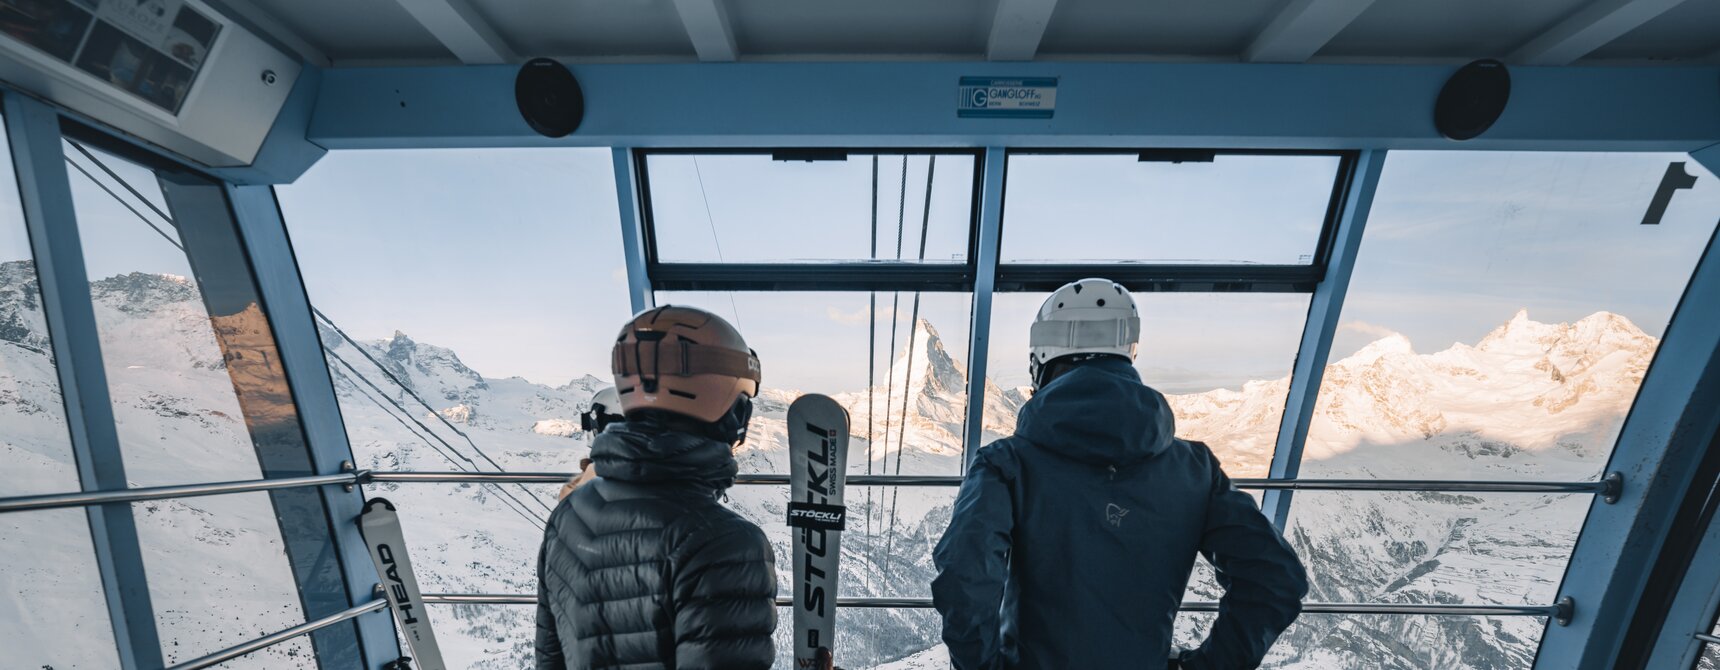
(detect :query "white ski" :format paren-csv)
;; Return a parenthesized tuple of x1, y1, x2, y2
(788, 394, 850, 669)
(360, 497, 447, 670)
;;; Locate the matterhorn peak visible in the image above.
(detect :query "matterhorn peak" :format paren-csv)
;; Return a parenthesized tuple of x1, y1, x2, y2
(871, 317, 968, 414)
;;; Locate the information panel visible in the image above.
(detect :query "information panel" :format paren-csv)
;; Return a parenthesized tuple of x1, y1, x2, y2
(0, 0, 221, 113)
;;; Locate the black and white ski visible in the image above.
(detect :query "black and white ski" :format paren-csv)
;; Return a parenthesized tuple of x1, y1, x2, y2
(787, 394, 850, 669)
(360, 498, 447, 670)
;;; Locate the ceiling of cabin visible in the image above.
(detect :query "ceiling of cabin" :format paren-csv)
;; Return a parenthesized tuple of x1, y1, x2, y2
(209, 0, 1720, 68)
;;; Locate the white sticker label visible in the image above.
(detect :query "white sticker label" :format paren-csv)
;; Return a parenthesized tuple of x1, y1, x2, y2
(957, 77, 1057, 118)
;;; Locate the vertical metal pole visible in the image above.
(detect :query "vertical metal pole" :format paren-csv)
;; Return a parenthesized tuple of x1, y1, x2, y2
(961, 147, 1005, 473)
(613, 148, 654, 314)
(3, 93, 163, 669)
(1534, 146, 1720, 669)
(1260, 149, 1385, 530)
(228, 183, 401, 668)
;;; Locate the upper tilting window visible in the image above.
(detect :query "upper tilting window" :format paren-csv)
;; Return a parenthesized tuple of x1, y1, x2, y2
(642, 151, 979, 264)
(1000, 152, 1346, 265)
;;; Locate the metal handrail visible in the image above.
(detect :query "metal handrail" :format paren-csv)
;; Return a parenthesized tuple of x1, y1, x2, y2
(0, 472, 363, 514)
(0, 470, 1621, 515)
(1697, 631, 1720, 645)
(165, 599, 387, 670)
(366, 470, 1621, 496)
(420, 592, 1563, 617)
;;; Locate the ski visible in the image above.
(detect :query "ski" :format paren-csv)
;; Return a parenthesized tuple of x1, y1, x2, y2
(360, 498, 447, 670)
(787, 394, 851, 669)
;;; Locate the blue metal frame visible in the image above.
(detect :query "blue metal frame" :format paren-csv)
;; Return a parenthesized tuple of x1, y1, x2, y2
(1260, 149, 1385, 530)
(1635, 144, 1720, 670)
(227, 184, 400, 667)
(1643, 491, 1720, 669)
(308, 63, 1720, 153)
(1533, 151, 1720, 668)
(2, 93, 164, 669)
(613, 148, 654, 314)
(962, 147, 1005, 471)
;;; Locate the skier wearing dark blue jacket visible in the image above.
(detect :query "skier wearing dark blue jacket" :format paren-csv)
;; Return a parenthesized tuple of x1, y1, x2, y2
(932, 278, 1308, 670)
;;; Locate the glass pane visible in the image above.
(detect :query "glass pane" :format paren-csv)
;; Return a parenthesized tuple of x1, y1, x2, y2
(426, 604, 536, 669)
(358, 480, 557, 667)
(1180, 612, 1547, 668)
(772, 606, 944, 669)
(1001, 153, 1343, 264)
(1289, 491, 1583, 608)
(135, 491, 312, 667)
(0, 509, 119, 668)
(64, 142, 263, 487)
(277, 148, 632, 666)
(0, 121, 78, 495)
(655, 291, 973, 476)
(1301, 153, 1720, 481)
(645, 153, 975, 263)
(982, 292, 1310, 477)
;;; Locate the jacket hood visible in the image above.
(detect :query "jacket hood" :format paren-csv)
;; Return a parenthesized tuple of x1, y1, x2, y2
(1015, 357, 1176, 467)
(591, 420, 739, 491)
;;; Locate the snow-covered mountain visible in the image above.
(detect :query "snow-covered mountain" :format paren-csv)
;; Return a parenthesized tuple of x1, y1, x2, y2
(0, 262, 1662, 668)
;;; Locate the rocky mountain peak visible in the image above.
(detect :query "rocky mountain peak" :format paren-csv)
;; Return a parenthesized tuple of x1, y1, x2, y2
(89, 271, 200, 314)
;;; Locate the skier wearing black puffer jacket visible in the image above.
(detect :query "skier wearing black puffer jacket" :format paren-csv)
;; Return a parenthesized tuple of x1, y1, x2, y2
(932, 278, 1308, 670)
(535, 305, 776, 670)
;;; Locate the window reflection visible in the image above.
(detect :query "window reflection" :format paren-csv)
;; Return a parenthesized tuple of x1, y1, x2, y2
(64, 141, 350, 663)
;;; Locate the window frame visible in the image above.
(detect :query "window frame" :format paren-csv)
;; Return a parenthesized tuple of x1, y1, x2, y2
(993, 148, 1359, 293)
(635, 147, 988, 292)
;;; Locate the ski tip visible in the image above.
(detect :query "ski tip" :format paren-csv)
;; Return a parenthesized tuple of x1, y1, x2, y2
(363, 497, 397, 514)
(787, 393, 848, 417)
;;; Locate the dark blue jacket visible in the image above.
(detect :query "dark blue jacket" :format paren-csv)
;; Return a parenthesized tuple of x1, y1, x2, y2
(931, 358, 1307, 670)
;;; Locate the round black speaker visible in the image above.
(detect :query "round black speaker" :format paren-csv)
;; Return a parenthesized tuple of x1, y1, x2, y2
(515, 58, 584, 138)
(1435, 59, 1510, 141)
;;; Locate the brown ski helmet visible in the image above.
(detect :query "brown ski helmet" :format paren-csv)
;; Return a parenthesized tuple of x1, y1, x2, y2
(611, 305, 761, 423)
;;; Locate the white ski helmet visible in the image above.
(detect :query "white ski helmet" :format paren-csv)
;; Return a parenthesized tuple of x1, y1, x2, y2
(1028, 278, 1140, 389)
(581, 386, 623, 433)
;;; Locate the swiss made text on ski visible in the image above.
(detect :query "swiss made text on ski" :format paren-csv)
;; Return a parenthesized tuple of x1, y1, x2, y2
(360, 498, 447, 670)
(788, 394, 850, 669)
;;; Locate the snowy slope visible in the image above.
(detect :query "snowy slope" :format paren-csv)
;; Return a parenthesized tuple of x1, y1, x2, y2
(0, 262, 1663, 668)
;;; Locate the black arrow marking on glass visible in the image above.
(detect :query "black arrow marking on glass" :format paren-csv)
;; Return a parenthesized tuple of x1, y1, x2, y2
(1642, 162, 1698, 225)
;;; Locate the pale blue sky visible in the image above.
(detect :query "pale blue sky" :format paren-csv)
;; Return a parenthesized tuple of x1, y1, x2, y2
(6, 144, 1714, 397)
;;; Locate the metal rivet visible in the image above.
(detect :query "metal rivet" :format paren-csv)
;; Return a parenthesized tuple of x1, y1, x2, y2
(261, 70, 278, 85)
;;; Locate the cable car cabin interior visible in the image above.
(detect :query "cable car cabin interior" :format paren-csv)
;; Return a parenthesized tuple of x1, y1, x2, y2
(0, 1, 1718, 669)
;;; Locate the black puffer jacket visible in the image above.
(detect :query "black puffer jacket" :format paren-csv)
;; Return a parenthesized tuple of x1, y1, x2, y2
(535, 421, 778, 669)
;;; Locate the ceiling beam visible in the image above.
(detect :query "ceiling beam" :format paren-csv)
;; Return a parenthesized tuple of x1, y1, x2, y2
(987, 0, 1060, 61)
(1510, 0, 1689, 66)
(395, 0, 515, 65)
(1245, 0, 1376, 63)
(672, 0, 739, 62)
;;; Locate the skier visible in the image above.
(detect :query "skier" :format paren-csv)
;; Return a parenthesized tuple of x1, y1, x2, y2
(931, 278, 1308, 670)
(536, 305, 777, 669)
(557, 387, 624, 500)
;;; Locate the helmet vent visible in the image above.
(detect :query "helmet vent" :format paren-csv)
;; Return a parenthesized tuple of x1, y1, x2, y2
(1097, 299, 1106, 307)
(668, 389, 697, 399)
